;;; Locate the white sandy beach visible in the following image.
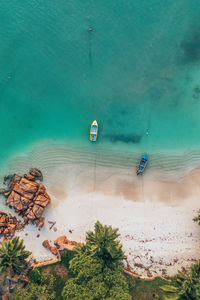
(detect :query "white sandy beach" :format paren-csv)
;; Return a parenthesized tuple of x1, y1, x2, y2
(1, 141, 200, 277)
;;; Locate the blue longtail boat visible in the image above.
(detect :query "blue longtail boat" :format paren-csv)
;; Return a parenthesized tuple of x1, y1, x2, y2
(137, 154, 148, 175)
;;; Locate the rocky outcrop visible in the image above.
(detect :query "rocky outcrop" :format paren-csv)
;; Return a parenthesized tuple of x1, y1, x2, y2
(1, 169, 50, 229)
(54, 235, 82, 251)
(42, 240, 59, 256)
(42, 236, 81, 257)
(0, 212, 24, 239)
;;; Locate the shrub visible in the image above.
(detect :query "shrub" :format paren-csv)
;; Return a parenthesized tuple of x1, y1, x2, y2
(60, 250, 74, 268)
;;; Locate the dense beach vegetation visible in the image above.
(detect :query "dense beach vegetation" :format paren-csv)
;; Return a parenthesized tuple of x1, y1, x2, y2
(10, 270, 56, 300)
(0, 220, 199, 299)
(160, 261, 200, 300)
(0, 222, 131, 299)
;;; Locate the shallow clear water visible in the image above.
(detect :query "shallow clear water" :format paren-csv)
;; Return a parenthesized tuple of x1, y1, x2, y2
(1, 0, 200, 170)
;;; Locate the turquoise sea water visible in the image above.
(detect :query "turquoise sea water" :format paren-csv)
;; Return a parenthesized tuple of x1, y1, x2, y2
(1, 1, 200, 171)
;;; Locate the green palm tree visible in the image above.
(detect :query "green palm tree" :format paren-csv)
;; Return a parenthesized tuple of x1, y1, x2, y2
(0, 236, 31, 276)
(161, 261, 200, 299)
(86, 221, 125, 268)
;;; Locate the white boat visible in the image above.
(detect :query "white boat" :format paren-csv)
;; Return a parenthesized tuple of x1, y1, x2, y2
(90, 120, 98, 142)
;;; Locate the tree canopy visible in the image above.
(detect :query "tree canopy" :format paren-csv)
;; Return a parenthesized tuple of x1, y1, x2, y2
(160, 261, 200, 300)
(0, 236, 31, 275)
(62, 221, 131, 300)
(62, 253, 131, 299)
(11, 268, 56, 300)
(86, 220, 125, 269)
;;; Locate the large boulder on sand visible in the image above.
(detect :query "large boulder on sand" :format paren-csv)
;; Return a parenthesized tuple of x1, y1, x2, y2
(29, 168, 43, 181)
(42, 240, 51, 250)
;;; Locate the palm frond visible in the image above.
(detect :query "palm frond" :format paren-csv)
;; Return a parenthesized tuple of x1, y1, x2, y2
(0, 237, 31, 275)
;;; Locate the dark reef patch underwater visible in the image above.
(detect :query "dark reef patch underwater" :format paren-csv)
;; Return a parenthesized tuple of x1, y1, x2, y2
(180, 27, 200, 64)
(104, 134, 142, 144)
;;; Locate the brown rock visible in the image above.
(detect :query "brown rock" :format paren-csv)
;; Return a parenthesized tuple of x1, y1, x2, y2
(6, 191, 15, 206)
(37, 185, 46, 194)
(69, 229, 72, 233)
(0, 215, 7, 223)
(13, 178, 39, 199)
(54, 235, 68, 246)
(7, 223, 16, 229)
(20, 196, 31, 209)
(34, 194, 50, 207)
(36, 234, 40, 238)
(0, 212, 24, 239)
(12, 216, 18, 224)
(4, 191, 10, 197)
(1, 170, 50, 228)
(25, 209, 36, 220)
(50, 246, 59, 256)
(24, 174, 35, 181)
(16, 223, 24, 230)
(10, 174, 21, 189)
(38, 219, 44, 228)
(9, 191, 30, 212)
(0, 188, 6, 194)
(31, 205, 44, 219)
(29, 168, 43, 180)
(42, 240, 51, 250)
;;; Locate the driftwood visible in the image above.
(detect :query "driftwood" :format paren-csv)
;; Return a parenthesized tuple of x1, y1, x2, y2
(48, 221, 56, 230)
(32, 258, 61, 268)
